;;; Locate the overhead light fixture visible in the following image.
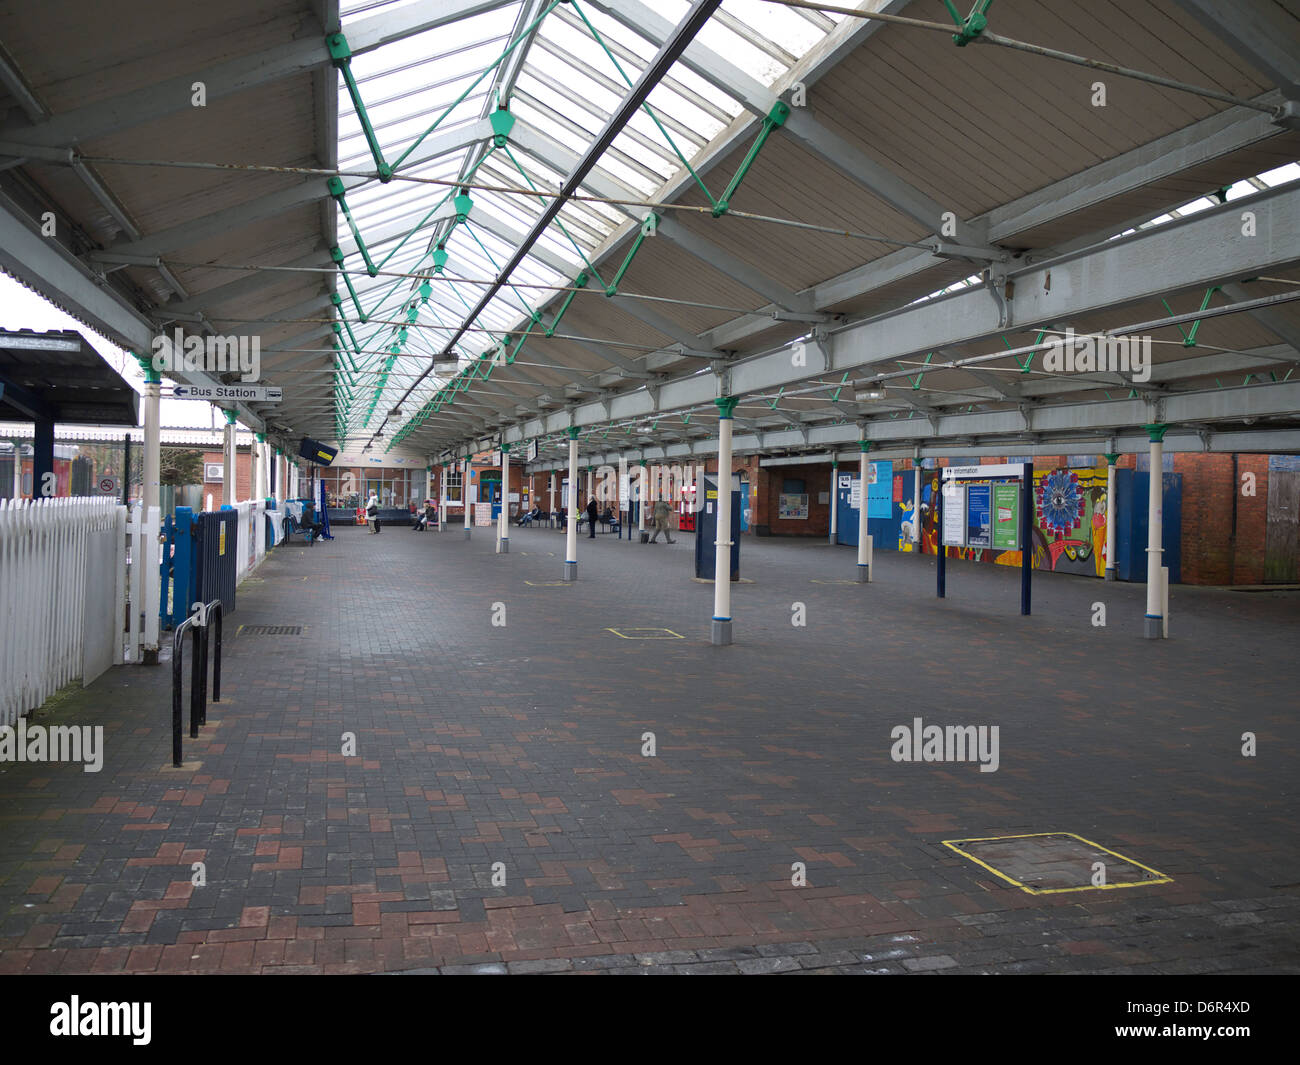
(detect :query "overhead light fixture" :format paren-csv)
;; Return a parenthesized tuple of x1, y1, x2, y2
(854, 389, 887, 402)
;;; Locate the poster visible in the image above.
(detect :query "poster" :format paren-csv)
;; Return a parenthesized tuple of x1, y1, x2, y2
(966, 483, 991, 549)
(474, 503, 493, 527)
(849, 478, 862, 509)
(942, 483, 966, 546)
(778, 493, 809, 519)
(992, 483, 1020, 550)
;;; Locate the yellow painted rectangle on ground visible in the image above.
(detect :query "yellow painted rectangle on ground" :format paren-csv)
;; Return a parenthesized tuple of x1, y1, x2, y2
(942, 831, 1171, 895)
(606, 627, 684, 639)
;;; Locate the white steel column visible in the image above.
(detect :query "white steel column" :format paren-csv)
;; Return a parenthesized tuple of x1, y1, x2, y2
(856, 441, 872, 582)
(463, 458, 472, 539)
(439, 464, 447, 532)
(140, 362, 162, 665)
(564, 430, 579, 580)
(549, 472, 555, 517)
(637, 460, 647, 541)
(222, 410, 236, 505)
(1104, 452, 1119, 581)
(913, 464, 922, 547)
(141, 372, 161, 517)
(828, 460, 837, 544)
(499, 444, 510, 553)
(1143, 426, 1166, 638)
(711, 397, 738, 645)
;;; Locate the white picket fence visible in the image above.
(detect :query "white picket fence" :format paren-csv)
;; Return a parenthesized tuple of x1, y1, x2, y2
(0, 498, 126, 725)
(0, 495, 279, 724)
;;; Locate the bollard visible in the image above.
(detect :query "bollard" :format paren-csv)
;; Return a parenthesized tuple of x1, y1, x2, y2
(189, 622, 202, 739)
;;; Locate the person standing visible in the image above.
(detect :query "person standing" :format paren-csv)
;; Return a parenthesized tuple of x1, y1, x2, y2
(585, 494, 599, 538)
(648, 498, 676, 544)
(366, 491, 382, 534)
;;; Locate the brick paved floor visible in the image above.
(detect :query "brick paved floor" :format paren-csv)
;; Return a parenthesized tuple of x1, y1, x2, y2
(2, 522, 1298, 974)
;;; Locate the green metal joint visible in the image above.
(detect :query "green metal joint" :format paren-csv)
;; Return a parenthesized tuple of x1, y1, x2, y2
(859, 440, 872, 453)
(223, 409, 238, 426)
(133, 352, 162, 384)
(1103, 453, 1120, 465)
(715, 396, 739, 420)
(326, 33, 352, 62)
(489, 106, 515, 147)
(255, 432, 266, 443)
(567, 427, 579, 440)
(454, 189, 474, 222)
(1142, 423, 1169, 443)
(944, 0, 993, 46)
(501, 442, 511, 453)
(432, 246, 449, 273)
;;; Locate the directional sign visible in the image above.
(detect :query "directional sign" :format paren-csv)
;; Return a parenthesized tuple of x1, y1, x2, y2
(171, 384, 283, 402)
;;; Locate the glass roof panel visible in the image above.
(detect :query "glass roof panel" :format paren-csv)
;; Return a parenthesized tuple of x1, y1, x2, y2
(334, 0, 848, 448)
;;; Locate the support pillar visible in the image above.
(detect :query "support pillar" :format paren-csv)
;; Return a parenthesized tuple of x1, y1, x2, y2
(856, 441, 872, 582)
(463, 458, 472, 539)
(498, 444, 510, 553)
(712, 397, 738, 645)
(222, 410, 236, 505)
(637, 460, 647, 541)
(32, 417, 53, 498)
(1104, 452, 1120, 581)
(564, 429, 579, 580)
(548, 472, 555, 518)
(9, 438, 21, 499)
(913, 464, 922, 547)
(141, 369, 161, 518)
(828, 460, 838, 544)
(253, 435, 264, 499)
(1143, 425, 1167, 639)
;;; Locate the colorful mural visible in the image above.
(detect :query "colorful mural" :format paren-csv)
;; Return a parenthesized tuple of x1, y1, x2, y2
(910, 465, 1109, 577)
(996, 466, 1108, 577)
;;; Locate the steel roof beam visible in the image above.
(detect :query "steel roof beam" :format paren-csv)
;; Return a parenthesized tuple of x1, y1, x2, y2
(482, 185, 1300, 445)
(0, 0, 512, 149)
(1173, 0, 1300, 100)
(584, 0, 985, 247)
(510, 122, 818, 313)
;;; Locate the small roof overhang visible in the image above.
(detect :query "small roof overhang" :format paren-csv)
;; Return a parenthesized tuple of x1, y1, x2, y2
(0, 328, 139, 426)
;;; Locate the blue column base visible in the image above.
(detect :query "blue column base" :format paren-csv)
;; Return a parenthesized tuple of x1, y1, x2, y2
(464, 528, 471, 539)
(563, 561, 577, 581)
(856, 563, 870, 583)
(1105, 567, 1116, 581)
(1143, 615, 1163, 639)
(710, 618, 733, 646)
(500, 538, 509, 554)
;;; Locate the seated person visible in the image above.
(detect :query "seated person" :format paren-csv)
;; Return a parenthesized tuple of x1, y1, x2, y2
(601, 505, 614, 526)
(300, 502, 324, 541)
(519, 505, 541, 526)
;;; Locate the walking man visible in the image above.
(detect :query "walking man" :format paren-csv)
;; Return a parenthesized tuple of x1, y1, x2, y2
(648, 498, 676, 544)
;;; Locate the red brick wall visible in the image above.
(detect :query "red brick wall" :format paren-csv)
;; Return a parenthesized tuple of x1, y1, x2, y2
(755, 462, 834, 536)
(201, 448, 251, 504)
